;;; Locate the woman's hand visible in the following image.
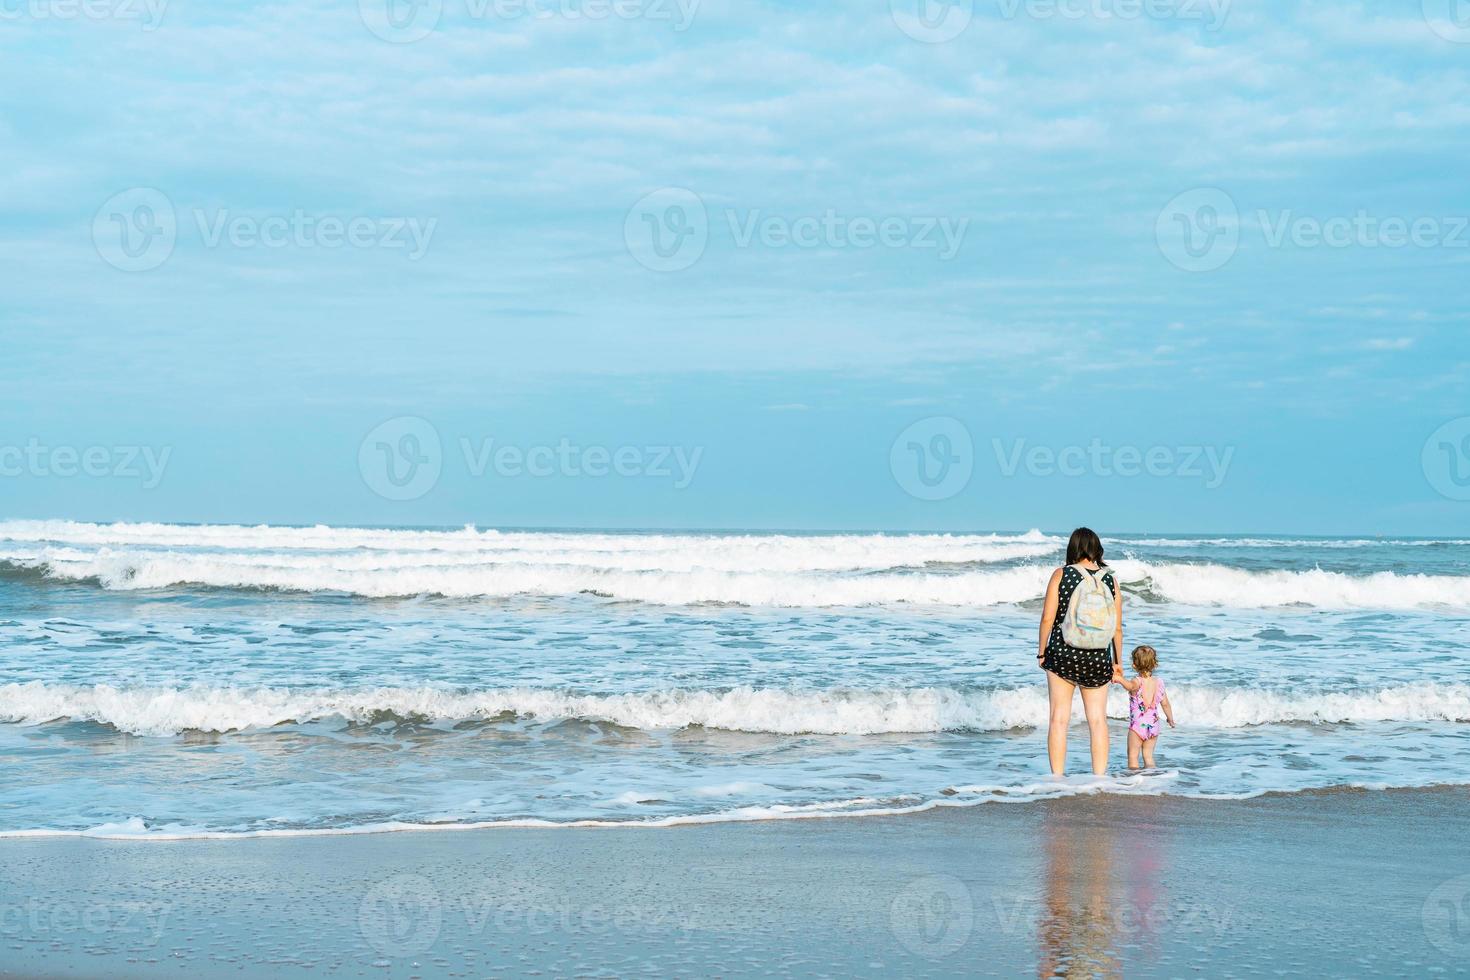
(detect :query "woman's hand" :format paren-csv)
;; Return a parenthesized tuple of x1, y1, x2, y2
(1111, 663, 1124, 685)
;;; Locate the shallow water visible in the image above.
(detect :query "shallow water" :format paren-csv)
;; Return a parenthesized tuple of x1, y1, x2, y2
(1, 521, 1467, 837)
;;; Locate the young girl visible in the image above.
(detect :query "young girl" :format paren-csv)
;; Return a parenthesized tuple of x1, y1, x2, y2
(1113, 645, 1175, 769)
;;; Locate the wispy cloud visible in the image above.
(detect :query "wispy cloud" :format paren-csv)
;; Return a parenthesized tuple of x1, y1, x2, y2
(0, 0, 1467, 530)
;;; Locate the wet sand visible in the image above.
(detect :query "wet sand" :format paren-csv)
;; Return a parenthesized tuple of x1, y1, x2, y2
(2, 787, 1467, 978)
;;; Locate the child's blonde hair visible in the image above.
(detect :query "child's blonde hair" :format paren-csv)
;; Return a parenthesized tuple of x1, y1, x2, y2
(1131, 645, 1158, 675)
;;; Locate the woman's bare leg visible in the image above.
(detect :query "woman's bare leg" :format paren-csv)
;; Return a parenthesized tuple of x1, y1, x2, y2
(1046, 671, 1076, 775)
(1079, 683, 1111, 776)
(1126, 730, 1143, 770)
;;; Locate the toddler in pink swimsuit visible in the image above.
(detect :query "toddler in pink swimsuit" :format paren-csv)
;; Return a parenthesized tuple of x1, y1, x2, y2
(1113, 644, 1176, 769)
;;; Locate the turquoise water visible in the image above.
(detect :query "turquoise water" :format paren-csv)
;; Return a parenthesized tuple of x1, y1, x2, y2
(1, 521, 1467, 836)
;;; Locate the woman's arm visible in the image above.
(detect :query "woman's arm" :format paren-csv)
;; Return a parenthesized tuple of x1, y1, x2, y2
(1111, 571, 1124, 668)
(1038, 568, 1063, 667)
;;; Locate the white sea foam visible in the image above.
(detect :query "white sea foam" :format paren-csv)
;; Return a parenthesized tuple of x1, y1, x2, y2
(0, 520, 1061, 570)
(3, 521, 1467, 609)
(4, 681, 1466, 737)
(1135, 562, 1470, 609)
(18, 520, 1453, 553)
(1117, 536, 1470, 548)
(0, 798, 992, 839)
(8, 772, 1469, 840)
(4, 552, 1053, 606)
(7, 548, 1470, 610)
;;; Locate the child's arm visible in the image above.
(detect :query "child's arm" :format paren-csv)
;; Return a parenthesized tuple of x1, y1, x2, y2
(1161, 692, 1175, 728)
(1112, 666, 1140, 692)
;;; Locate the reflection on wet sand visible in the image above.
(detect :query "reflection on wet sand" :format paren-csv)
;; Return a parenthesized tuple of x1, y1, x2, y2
(1036, 804, 1169, 978)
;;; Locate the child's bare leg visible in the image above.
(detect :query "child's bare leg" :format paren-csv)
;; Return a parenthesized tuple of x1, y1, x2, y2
(1141, 736, 1157, 769)
(1126, 730, 1142, 770)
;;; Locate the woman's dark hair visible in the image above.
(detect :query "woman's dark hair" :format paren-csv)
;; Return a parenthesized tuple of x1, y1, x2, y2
(1065, 527, 1106, 566)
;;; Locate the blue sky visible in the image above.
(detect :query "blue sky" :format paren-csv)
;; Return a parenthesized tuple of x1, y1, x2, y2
(2, 0, 1468, 533)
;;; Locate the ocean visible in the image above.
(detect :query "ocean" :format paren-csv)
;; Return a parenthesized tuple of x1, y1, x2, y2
(0, 520, 1467, 839)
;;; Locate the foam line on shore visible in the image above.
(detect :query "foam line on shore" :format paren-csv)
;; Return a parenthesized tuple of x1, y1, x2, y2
(8, 777, 1470, 840)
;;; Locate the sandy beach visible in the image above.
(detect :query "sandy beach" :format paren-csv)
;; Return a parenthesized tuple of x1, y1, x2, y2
(7, 0, 1466, 976)
(3, 786, 1466, 978)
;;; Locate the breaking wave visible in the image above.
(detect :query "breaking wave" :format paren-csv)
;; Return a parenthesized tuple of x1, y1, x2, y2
(4, 681, 1466, 737)
(1, 521, 1466, 609)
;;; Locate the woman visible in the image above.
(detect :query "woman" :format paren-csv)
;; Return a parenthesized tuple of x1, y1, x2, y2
(1038, 527, 1123, 776)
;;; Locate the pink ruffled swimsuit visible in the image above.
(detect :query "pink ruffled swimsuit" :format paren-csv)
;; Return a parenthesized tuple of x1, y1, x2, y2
(1129, 677, 1166, 740)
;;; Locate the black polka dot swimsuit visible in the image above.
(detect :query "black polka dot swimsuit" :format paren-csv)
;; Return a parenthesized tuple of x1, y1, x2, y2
(1042, 565, 1117, 688)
